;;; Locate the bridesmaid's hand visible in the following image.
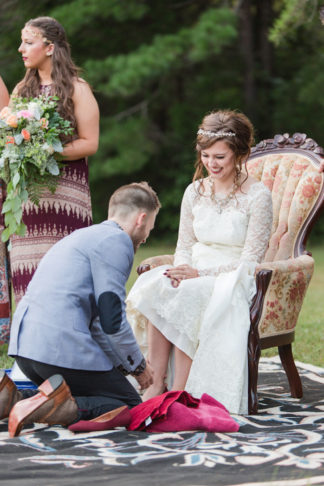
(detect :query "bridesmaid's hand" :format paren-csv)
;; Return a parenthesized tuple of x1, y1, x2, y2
(164, 264, 199, 286)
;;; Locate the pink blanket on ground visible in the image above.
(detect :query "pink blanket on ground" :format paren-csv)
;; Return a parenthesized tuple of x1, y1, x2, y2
(128, 390, 239, 433)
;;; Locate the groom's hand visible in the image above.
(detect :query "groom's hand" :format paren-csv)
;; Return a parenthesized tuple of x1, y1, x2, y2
(135, 363, 154, 390)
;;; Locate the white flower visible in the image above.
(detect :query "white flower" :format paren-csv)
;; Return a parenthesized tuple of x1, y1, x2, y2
(27, 101, 43, 120)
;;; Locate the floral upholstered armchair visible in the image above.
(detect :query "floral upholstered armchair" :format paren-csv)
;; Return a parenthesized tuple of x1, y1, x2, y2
(136, 133, 324, 414)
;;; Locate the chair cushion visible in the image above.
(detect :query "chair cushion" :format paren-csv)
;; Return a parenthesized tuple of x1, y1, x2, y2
(247, 153, 323, 261)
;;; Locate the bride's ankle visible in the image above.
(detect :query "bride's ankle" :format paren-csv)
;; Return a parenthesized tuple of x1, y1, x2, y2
(142, 382, 166, 401)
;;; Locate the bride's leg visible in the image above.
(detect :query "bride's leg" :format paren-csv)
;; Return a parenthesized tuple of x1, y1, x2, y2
(171, 346, 192, 391)
(142, 321, 171, 401)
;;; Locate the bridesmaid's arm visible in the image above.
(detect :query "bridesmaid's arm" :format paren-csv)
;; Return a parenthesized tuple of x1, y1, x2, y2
(61, 79, 99, 161)
(0, 76, 9, 110)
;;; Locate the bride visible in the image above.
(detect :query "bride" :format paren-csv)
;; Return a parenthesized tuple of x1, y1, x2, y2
(126, 109, 273, 414)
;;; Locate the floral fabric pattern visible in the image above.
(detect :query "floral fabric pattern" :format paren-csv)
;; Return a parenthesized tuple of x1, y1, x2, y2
(257, 255, 314, 337)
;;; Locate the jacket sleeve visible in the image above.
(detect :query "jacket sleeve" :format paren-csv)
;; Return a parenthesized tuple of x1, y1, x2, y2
(89, 232, 145, 374)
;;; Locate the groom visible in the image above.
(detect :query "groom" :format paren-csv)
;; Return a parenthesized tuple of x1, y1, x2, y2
(1, 181, 160, 436)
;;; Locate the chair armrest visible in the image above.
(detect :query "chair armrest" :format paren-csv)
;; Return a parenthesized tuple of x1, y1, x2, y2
(254, 254, 314, 339)
(137, 254, 174, 275)
(255, 253, 314, 275)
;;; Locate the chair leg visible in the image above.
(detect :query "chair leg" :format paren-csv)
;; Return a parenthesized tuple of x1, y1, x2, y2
(278, 344, 303, 398)
(248, 330, 261, 414)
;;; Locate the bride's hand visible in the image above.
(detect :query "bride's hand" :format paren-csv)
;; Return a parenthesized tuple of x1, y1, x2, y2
(164, 264, 199, 285)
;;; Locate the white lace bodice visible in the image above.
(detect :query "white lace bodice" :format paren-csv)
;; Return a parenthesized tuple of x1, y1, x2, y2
(174, 180, 273, 277)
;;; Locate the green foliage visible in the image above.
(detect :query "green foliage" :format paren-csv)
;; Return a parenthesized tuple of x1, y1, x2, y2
(269, 0, 319, 45)
(91, 117, 156, 179)
(0, 0, 323, 240)
(85, 8, 237, 97)
(51, 0, 148, 33)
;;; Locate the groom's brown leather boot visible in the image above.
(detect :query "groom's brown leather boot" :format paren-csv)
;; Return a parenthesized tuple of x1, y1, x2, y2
(8, 374, 78, 437)
(0, 370, 22, 420)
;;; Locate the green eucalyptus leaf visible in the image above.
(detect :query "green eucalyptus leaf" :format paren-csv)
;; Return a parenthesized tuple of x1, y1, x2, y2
(16, 222, 26, 236)
(1, 227, 10, 243)
(12, 197, 22, 212)
(52, 139, 63, 153)
(1, 199, 13, 213)
(12, 172, 20, 188)
(21, 189, 29, 202)
(46, 158, 60, 176)
(13, 207, 23, 224)
(14, 134, 24, 145)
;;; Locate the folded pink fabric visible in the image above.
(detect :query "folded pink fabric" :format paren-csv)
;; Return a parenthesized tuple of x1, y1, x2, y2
(128, 391, 239, 433)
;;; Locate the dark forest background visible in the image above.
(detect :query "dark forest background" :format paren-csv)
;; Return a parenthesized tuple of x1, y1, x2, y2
(1, 0, 323, 242)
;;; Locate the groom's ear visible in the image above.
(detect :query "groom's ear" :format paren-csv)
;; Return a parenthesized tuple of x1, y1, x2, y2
(134, 211, 147, 227)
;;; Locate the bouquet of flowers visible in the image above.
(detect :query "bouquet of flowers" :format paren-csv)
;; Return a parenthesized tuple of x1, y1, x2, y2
(0, 95, 73, 244)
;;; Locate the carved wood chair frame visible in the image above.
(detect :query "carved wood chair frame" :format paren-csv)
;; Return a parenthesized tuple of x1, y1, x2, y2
(247, 133, 324, 414)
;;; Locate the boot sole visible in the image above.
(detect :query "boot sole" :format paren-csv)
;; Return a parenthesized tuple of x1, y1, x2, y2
(8, 374, 65, 437)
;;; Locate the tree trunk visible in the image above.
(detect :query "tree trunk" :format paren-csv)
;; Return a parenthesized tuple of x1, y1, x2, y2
(238, 0, 256, 119)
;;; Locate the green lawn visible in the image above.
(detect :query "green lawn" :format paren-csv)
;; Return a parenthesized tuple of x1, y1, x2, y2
(1, 244, 323, 369)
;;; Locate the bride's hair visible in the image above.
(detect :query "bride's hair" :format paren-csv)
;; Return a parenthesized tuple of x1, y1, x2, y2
(193, 110, 254, 192)
(16, 16, 80, 129)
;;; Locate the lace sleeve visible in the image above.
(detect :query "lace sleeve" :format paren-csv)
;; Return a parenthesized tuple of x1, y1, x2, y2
(198, 184, 273, 277)
(174, 184, 198, 266)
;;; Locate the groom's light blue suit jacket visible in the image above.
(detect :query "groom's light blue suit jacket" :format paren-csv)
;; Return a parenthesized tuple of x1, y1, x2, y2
(8, 220, 144, 373)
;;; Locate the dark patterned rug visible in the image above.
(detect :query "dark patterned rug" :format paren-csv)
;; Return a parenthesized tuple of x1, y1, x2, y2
(1, 357, 323, 486)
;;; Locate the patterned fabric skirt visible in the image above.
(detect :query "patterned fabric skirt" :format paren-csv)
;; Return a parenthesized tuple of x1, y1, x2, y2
(10, 158, 92, 305)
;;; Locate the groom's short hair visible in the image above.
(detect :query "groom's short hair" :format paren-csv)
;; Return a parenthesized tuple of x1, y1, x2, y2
(108, 182, 161, 217)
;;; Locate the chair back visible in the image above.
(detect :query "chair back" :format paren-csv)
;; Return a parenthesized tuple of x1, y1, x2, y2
(246, 133, 324, 261)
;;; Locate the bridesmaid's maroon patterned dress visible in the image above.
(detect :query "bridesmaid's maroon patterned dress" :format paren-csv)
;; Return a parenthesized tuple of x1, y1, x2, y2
(10, 85, 92, 305)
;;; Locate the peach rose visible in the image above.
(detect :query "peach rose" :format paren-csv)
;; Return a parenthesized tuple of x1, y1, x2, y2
(302, 184, 315, 198)
(21, 129, 31, 141)
(0, 106, 11, 120)
(6, 136, 15, 145)
(40, 117, 48, 129)
(6, 114, 18, 128)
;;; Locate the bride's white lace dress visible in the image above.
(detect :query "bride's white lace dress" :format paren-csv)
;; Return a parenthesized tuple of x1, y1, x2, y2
(127, 179, 273, 414)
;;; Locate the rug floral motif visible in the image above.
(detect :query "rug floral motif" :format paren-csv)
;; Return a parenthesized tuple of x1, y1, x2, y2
(1, 357, 323, 486)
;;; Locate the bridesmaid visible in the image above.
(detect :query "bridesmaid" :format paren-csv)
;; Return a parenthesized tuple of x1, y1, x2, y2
(0, 76, 10, 343)
(10, 16, 99, 304)
(0, 76, 9, 110)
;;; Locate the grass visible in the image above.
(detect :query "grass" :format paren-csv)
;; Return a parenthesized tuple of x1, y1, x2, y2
(1, 243, 323, 369)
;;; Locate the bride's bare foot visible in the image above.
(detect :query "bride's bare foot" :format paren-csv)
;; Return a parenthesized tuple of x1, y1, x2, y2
(142, 383, 167, 401)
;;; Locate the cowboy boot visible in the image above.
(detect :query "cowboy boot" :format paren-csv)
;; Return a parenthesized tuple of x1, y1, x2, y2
(8, 374, 78, 437)
(0, 370, 22, 420)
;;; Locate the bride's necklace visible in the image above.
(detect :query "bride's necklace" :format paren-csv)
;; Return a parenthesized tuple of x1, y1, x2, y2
(208, 176, 239, 214)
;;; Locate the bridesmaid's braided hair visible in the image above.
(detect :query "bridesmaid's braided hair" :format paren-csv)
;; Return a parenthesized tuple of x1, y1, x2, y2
(17, 16, 80, 130)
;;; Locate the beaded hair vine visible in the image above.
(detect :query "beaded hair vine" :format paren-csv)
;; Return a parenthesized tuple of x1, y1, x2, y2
(23, 27, 51, 45)
(197, 129, 236, 138)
